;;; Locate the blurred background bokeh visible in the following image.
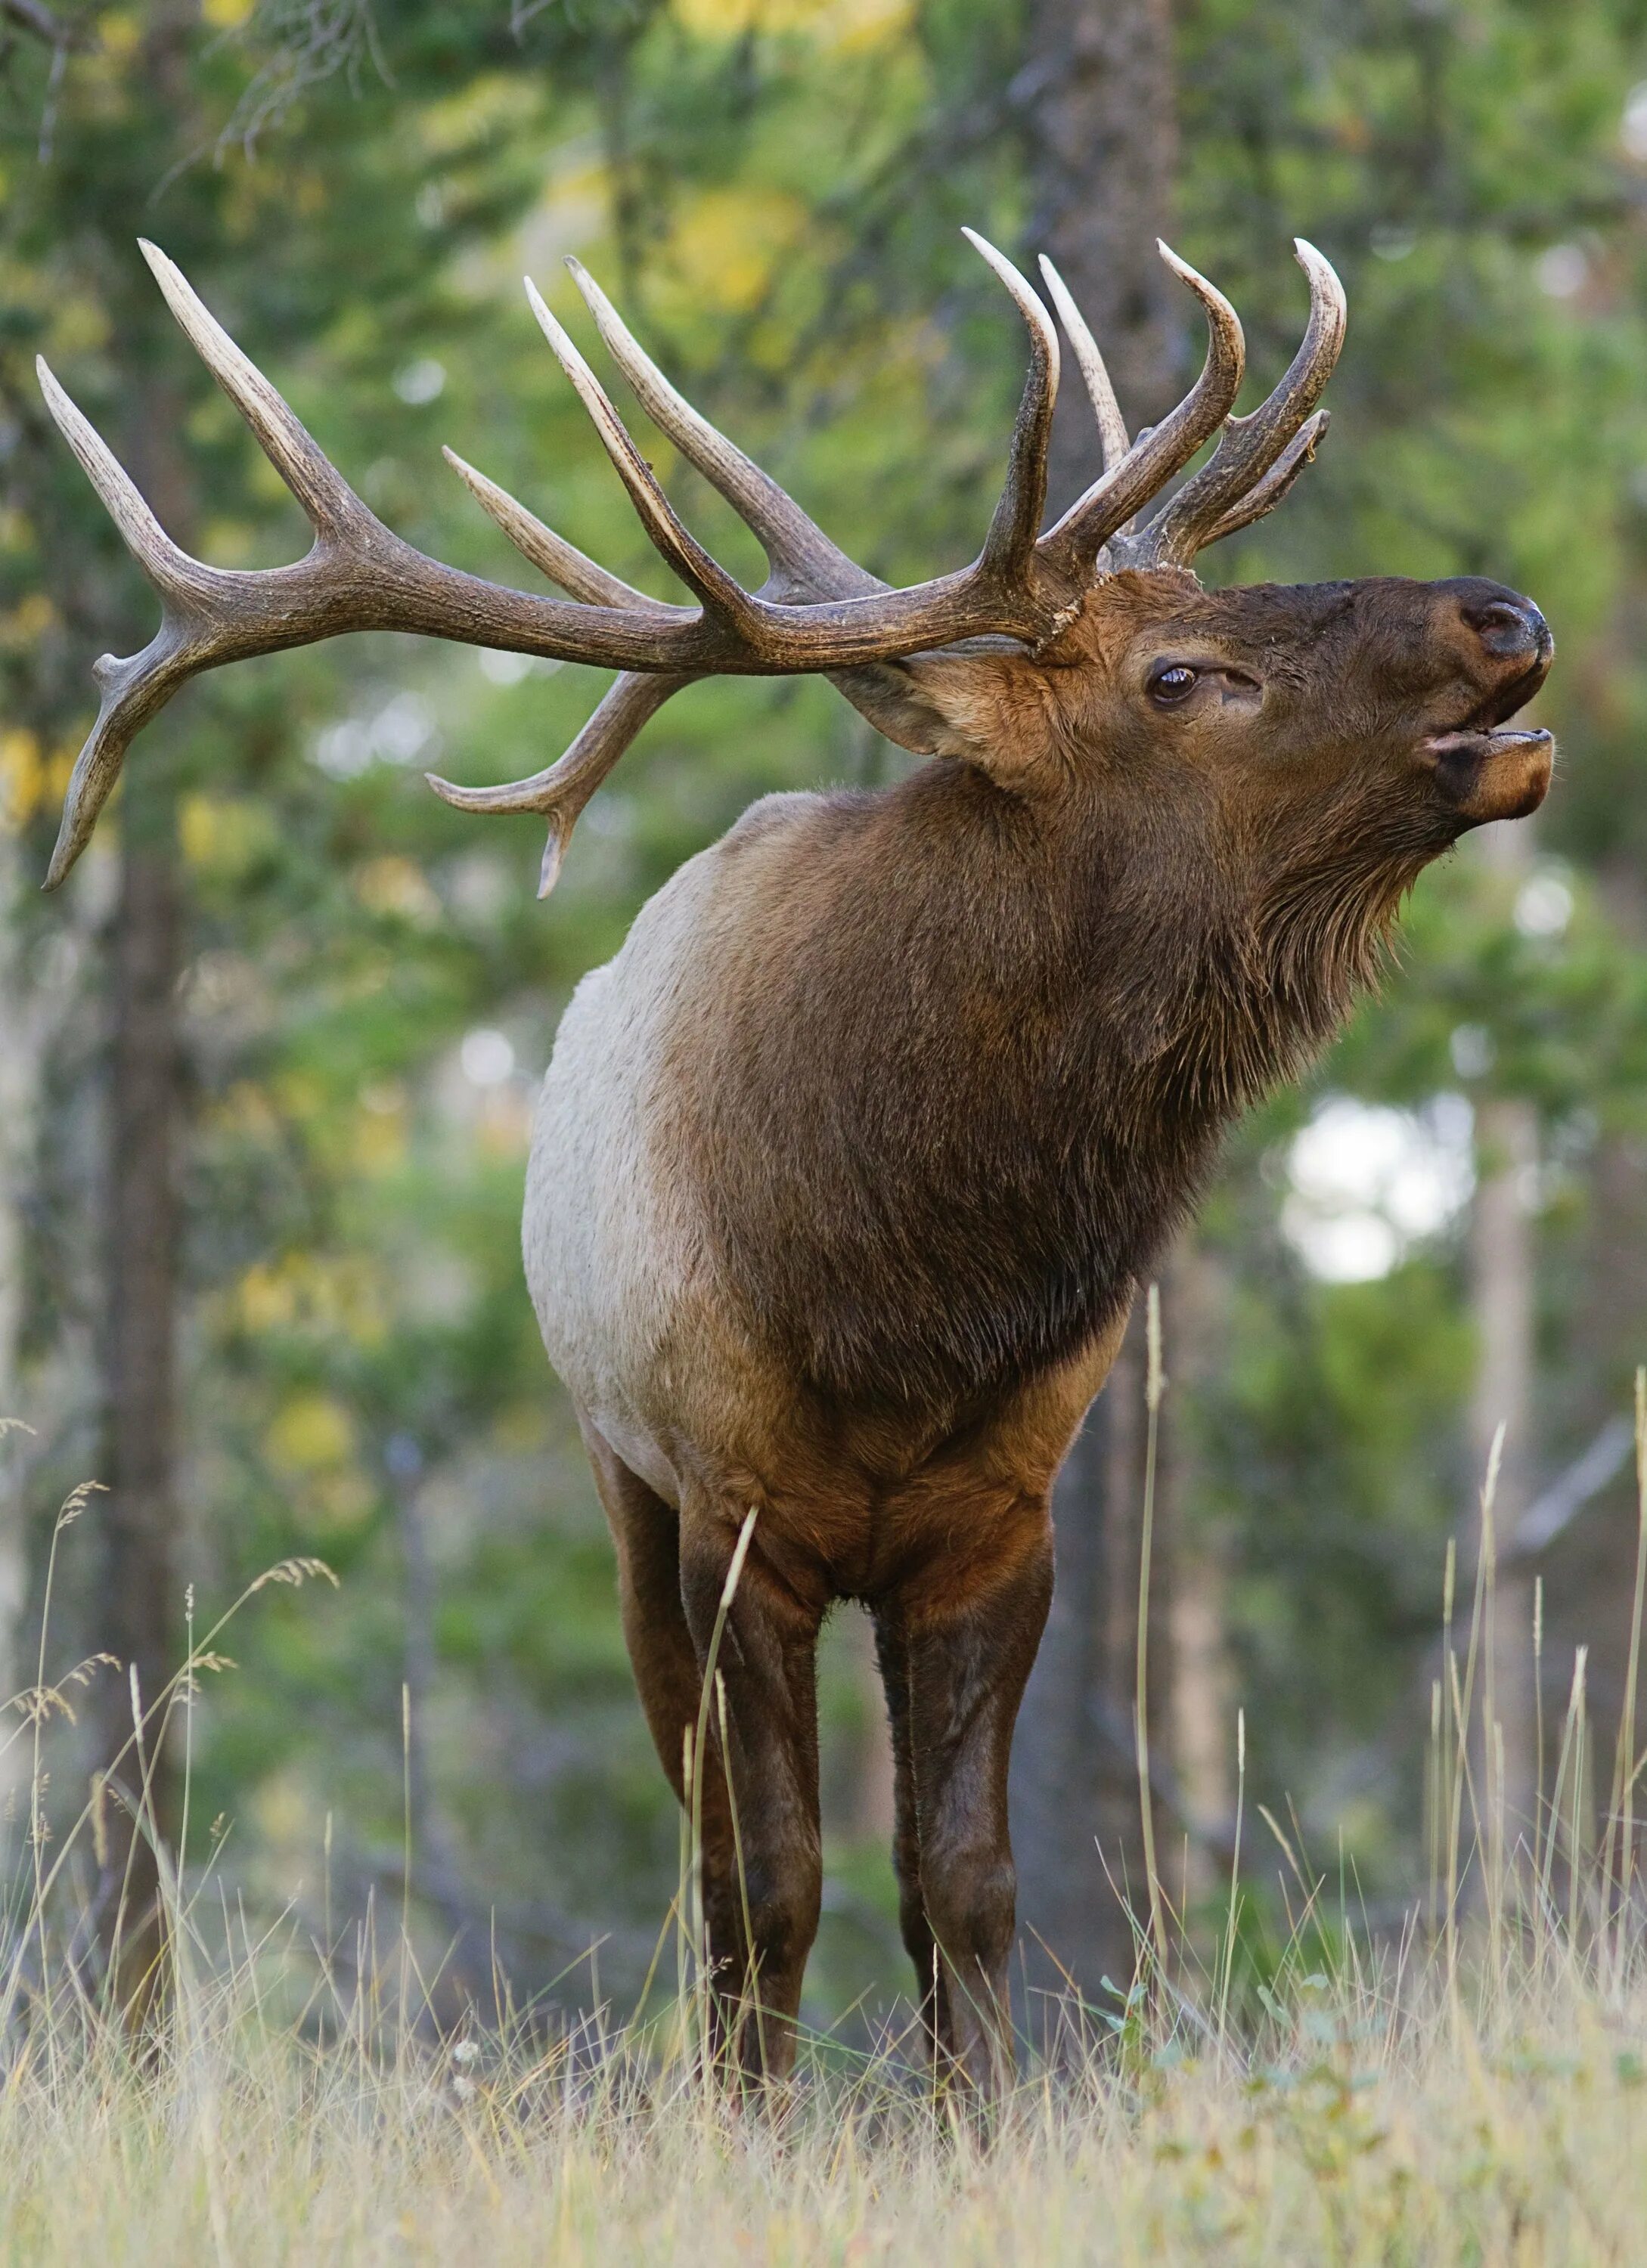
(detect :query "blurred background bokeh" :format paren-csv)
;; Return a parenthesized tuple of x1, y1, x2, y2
(5, 0, 1647, 2036)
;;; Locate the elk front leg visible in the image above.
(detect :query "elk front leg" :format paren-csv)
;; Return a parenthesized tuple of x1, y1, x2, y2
(678, 1501, 825, 2087)
(877, 1510, 1053, 2097)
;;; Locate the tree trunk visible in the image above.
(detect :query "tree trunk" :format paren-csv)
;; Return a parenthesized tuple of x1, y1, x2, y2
(1472, 1094, 1537, 1854)
(1550, 857, 1647, 1900)
(1009, 0, 1181, 2019)
(1163, 1238, 1231, 1906)
(95, 362, 193, 2009)
(0, 838, 39, 1706)
(1010, 1374, 1121, 2031)
(1020, 0, 1180, 515)
(98, 768, 182, 2006)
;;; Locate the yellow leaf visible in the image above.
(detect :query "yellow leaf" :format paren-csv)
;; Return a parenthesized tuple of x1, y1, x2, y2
(3, 593, 55, 647)
(238, 1260, 297, 1334)
(355, 855, 441, 924)
(98, 11, 141, 59)
(180, 792, 274, 878)
(675, 0, 910, 45)
(267, 1392, 354, 1476)
(355, 1094, 408, 1176)
(0, 730, 42, 832)
(662, 187, 808, 316)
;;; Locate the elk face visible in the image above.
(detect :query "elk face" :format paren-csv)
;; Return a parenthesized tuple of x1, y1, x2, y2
(866, 565, 1552, 890)
(1059, 567, 1554, 854)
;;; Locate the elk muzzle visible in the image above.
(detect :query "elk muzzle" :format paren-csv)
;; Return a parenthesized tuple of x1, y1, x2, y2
(1423, 584, 1554, 826)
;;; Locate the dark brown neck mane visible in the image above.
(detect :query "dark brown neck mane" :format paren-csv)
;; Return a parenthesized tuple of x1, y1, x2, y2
(686, 748, 1422, 1424)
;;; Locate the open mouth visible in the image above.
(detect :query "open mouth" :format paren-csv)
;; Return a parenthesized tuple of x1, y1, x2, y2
(1422, 661, 1554, 823)
(1428, 657, 1551, 751)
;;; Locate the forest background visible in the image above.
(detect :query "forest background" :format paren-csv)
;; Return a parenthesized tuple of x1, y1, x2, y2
(2, 0, 1646, 2034)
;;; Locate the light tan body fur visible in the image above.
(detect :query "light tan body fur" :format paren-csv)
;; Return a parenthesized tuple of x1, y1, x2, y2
(528, 789, 1121, 1591)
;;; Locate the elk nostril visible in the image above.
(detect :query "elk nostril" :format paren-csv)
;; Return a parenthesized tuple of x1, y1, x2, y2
(1460, 595, 1547, 660)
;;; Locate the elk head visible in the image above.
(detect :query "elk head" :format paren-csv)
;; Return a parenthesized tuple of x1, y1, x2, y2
(35, 227, 1549, 907)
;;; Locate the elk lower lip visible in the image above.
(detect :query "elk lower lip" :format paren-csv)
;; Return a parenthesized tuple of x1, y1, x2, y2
(1425, 726, 1554, 821)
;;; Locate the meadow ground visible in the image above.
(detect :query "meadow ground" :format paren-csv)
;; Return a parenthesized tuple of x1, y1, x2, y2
(0, 1916, 1643, 2266)
(5, 1424, 1646, 2266)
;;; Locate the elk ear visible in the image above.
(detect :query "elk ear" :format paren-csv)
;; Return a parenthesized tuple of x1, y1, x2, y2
(831, 649, 1059, 780)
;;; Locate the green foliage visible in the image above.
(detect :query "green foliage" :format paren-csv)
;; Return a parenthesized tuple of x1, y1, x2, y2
(5, 0, 1647, 2016)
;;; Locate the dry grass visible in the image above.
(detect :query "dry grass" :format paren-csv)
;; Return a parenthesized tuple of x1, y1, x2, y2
(4, 1399, 1647, 2264)
(0, 1938, 1643, 2265)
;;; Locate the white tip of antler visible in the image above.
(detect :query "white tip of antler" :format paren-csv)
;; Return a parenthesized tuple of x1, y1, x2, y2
(36, 354, 185, 580)
(523, 277, 761, 630)
(137, 237, 358, 535)
(960, 228, 1059, 376)
(523, 276, 647, 476)
(421, 772, 572, 899)
(524, 275, 594, 383)
(138, 235, 276, 432)
(1154, 241, 1245, 353)
(441, 444, 663, 611)
(1038, 253, 1129, 474)
(1154, 239, 1199, 284)
(538, 821, 572, 899)
(1292, 239, 1348, 330)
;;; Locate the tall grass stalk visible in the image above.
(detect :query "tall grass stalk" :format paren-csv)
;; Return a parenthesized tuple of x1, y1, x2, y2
(1134, 1282, 1169, 1975)
(1605, 1367, 1647, 1987)
(1214, 1704, 1245, 2054)
(686, 1506, 758, 2083)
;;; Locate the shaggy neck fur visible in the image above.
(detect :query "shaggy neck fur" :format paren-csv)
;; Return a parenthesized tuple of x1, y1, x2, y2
(687, 748, 1430, 1427)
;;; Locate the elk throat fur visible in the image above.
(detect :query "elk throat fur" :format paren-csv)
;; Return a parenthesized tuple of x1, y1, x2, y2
(620, 749, 1423, 1434)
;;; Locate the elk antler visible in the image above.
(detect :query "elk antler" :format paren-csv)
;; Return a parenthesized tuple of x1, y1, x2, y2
(430, 229, 1072, 891)
(37, 231, 1341, 893)
(1121, 240, 1346, 569)
(430, 249, 904, 893)
(1038, 255, 1130, 476)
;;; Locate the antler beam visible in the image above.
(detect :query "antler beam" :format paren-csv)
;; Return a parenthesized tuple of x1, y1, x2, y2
(38, 229, 1345, 891)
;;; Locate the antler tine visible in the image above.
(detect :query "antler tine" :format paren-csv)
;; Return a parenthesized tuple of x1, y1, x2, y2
(566, 256, 883, 603)
(1134, 240, 1345, 569)
(429, 671, 685, 897)
(34, 249, 744, 890)
(445, 275, 864, 891)
(138, 240, 366, 540)
(36, 356, 198, 600)
(523, 278, 771, 637)
(1198, 410, 1329, 550)
(36, 351, 259, 885)
(442, 447, 668, 610)
(963, 230, 1060, 584)
(1037, 256, 1128, 475)
(438, 250, 944, 887)
(1037, 243, 1244, 581)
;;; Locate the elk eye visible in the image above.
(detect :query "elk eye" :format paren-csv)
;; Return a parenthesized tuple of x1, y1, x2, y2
(1149, 664, 1199, 705)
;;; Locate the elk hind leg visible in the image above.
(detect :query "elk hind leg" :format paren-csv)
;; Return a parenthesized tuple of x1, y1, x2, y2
(578, 1421, 749, 2046)
(678, 1500, 825, 2087)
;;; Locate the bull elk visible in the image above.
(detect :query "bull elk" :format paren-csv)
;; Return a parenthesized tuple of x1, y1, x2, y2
(38, 228, 1553, 2093)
